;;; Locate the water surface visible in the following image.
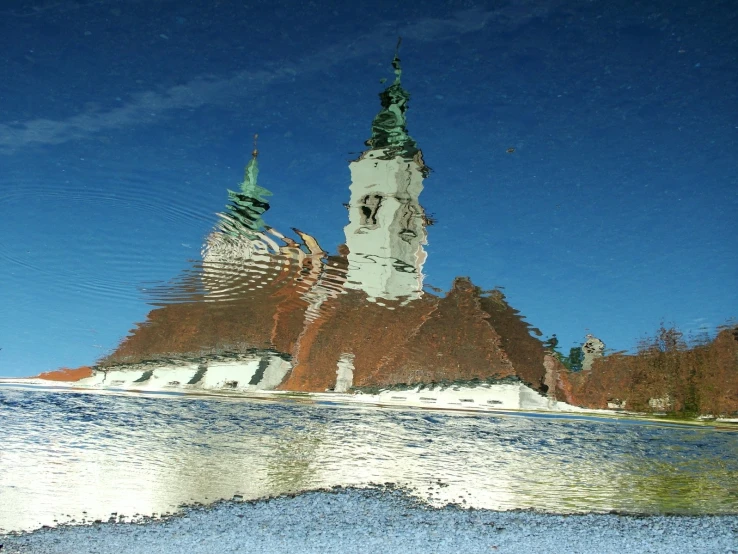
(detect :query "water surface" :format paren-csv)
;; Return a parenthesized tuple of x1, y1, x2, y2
(1, 386, 736, 533)
(1, 0, 736, 377)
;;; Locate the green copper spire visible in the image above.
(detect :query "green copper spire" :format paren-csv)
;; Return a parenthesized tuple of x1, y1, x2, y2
(221, 135, 272, 238)
(365, 38, 420, 160)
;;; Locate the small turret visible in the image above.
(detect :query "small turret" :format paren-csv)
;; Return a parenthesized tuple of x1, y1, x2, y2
(221, 134, 273, 239)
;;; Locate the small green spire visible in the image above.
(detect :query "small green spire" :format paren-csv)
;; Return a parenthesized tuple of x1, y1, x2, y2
(365, 37, 420, 160)
(221, 134, 272, 238)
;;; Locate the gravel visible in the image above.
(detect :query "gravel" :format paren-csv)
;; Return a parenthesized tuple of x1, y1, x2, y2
(1, 487, 737, 554)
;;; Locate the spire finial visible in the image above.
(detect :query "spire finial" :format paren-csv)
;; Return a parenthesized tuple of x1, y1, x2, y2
(363, 38, 421, 161)
(251, 133, 259, 159)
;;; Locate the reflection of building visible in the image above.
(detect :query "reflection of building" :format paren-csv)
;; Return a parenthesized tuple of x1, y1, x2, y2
(19, 55, 738, 417)
(581, 334, 605, 371)
(200, 140, 286, 299)
(558, 326, 738, 416)
(343, 52, 428, 303)
(29, 53, 554, 405)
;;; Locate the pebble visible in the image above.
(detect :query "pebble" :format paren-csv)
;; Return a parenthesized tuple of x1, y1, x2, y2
(1, 488, 736, 554)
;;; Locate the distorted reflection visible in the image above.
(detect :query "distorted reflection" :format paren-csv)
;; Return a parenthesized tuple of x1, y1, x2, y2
(343, 50, 428, 304)
(1, 388, 736, 533)
(30, 49, 738, 419)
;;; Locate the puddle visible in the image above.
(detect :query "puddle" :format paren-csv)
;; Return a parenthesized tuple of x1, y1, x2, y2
(2, 387, 737, 533)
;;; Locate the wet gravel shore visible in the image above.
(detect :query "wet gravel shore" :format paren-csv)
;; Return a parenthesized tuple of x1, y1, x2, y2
(2, 488, 737, 554)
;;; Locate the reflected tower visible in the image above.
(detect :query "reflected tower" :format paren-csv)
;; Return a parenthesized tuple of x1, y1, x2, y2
(200, 137, 287, 298)
(343, 48, 429, 303)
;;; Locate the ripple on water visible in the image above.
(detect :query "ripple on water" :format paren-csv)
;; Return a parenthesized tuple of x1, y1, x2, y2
(1, 387, 737, 533)
(0, 168, 214, 300)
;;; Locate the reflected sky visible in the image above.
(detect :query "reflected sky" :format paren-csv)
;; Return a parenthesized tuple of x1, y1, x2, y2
(1, 387, 737, 533)
(0, 0, 736, 376)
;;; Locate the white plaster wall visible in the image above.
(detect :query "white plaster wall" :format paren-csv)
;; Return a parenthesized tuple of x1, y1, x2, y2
(334, 354, 355, 393)
(199, 359, 262, 390)
(343, 151, 426, 301)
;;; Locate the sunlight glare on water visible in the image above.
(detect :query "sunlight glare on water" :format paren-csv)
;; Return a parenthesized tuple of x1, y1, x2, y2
(1, 387, 737, 533)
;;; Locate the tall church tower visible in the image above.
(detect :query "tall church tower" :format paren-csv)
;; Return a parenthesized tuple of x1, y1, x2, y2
(343, 47, 429, 304)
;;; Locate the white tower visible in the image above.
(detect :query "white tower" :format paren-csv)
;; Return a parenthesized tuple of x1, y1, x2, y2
(343, 49, 429, 304)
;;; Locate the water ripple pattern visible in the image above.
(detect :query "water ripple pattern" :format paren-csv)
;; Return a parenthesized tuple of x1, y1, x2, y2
(0, 166, 214, 304)
(0, 161, 223, 372)
(1, 387, 737, 533)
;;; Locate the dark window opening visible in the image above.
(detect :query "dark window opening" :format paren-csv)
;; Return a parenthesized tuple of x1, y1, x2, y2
(359, 194, 383, 227)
